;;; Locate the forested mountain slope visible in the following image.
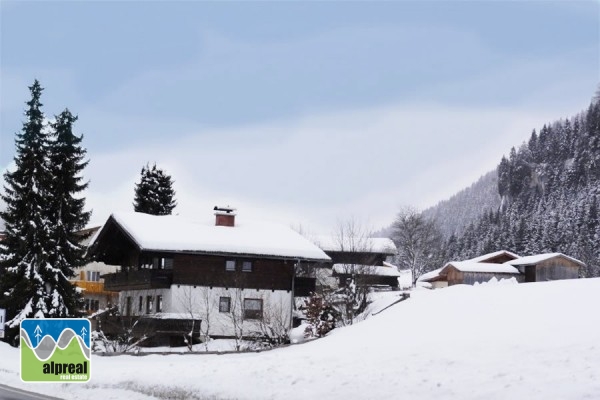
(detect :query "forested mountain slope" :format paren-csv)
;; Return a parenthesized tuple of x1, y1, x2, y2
(422, 171, 500, 238)
(444, 100, 600, 277)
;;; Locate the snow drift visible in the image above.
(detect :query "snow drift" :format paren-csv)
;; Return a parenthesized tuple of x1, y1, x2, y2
(1, 278, 599, 399)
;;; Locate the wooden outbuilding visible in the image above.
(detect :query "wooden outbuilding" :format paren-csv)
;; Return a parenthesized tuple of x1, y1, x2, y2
(439, 261, 523, 286)
(505, 253, 582, 282)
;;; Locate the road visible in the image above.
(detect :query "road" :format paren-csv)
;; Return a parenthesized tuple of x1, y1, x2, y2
(0, 384, 62, 400)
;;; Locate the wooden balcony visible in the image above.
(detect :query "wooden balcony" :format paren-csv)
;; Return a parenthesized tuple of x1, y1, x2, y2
(73, 280, 115, 295)
(103, 269, 173, 291)
(94, 314, 201, 346)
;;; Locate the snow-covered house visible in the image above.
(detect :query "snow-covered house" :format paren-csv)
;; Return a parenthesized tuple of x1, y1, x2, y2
(310, 236, 400, 290)
(418, 250, 583, 288)
(437, 261, 523, 286)
(88, 208, 330, 343)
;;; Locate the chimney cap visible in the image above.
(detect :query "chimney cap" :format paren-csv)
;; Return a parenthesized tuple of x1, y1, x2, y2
(214, 205, 236, 214)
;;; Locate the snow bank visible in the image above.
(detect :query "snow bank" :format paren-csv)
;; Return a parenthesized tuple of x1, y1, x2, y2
(1, 278, 599, 399)
(474, 276, 519, 286)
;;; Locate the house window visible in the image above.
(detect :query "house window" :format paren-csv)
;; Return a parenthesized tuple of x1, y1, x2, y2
(219, 296, 231, 313)
(146, 296, 153, 314)
(126, 296, 132, 316)
(242, 261, 253, 272)
(138, 296, 143, 312)
(243, 298, 263, 320)
(156, 295, 163, 312)
(83, 299, 100, 312)
(153, 257, 174, 270)
(86, 271, 100, 281)
(226, 260, 236, 272)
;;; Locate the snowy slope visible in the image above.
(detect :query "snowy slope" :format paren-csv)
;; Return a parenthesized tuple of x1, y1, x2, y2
(422, 170, 501, 238)
(1, 278, 599, 399)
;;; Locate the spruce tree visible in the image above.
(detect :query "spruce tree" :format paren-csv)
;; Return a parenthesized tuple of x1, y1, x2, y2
(0, 81, 57, 339)
(46, 108, 90, 315)
(133, 163, 177, 215)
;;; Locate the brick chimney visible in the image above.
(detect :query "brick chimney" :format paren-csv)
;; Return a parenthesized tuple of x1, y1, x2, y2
(214, 206, 236, 227)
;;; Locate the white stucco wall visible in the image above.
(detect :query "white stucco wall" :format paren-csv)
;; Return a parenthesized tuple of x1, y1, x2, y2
(118, 286, 292, 338)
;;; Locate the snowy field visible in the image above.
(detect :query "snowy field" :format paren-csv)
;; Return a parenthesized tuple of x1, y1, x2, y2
(1, 278, 600, 400)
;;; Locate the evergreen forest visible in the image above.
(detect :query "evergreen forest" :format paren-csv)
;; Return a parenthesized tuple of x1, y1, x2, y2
(438, 100, 600, 277)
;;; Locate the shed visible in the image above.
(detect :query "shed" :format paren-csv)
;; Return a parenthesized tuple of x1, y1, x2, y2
(505, 253, 583, 282)
(439, 262, 522, 286)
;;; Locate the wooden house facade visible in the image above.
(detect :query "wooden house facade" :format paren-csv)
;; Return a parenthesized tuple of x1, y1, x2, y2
(88, 208, 330, 344)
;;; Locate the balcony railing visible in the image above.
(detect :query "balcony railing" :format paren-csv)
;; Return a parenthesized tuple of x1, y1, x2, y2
(73, 280, 115, 294)
(103, 269, 173, 291)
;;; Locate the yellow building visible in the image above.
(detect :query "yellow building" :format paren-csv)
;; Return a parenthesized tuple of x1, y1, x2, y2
(72, 227, 119, 315)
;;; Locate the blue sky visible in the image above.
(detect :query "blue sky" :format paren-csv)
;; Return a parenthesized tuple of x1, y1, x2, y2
(1, 1, 598, 233)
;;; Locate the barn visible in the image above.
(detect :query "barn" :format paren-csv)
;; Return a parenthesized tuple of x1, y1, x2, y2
(418, 250, 584, 289)
(438, 261, 523, 286)
(505, 253, 582, 282)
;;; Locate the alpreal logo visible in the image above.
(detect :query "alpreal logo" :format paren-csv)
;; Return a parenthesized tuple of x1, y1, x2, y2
(20, 318, 91, 382)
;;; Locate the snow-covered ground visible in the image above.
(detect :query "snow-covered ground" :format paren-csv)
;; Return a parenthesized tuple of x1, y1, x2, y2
(2, 278, 600, 399)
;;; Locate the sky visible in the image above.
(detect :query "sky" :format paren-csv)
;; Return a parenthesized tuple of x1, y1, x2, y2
(1, 1, 598, 234)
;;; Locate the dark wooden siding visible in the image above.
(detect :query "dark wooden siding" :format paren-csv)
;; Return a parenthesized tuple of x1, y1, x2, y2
(335, 274, 399, 288)
(325, 251, 388, 266)
(90, 217, 139, 267)
(173, 254, 294, 291)
(104, 269, 173, 291)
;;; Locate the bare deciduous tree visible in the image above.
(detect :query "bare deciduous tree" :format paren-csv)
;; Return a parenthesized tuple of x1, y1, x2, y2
(391, 206, 444, 285)
(329, 218, 380, 326)
(175, 286, 211, 351)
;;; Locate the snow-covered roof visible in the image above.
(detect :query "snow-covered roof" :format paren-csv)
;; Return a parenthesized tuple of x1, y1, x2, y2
(92, 212, 330, 262)
(332, 264, 401, 277)
(442, 261, 520, 274)
(417, 268, 444, 282)
(467, 250, 520, 263)
(312, 235, 397, 254)
(505, 253, 584, 267)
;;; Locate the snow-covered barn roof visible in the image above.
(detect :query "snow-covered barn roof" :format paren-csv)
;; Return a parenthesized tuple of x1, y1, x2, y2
(312, 235, 397, 255)
(91, 212, 331, 262)
(441, 261, 520, 275)
(332, 263, 401, 277)
(505, 253, 584, 267)
(467, 250, 520, 263)
(417, 268, 444, 282)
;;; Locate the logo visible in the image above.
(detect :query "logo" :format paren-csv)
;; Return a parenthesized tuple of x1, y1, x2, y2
(20, 318, 91, 382)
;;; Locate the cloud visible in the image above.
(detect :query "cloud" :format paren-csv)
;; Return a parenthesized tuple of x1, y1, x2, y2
(82, 99, 569, 233)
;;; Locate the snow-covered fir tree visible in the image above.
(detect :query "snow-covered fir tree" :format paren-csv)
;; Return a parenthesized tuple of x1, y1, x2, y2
(46, 108, 91, 314)
(0, 81, 86, 342)
(133, 163, 177, 215)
